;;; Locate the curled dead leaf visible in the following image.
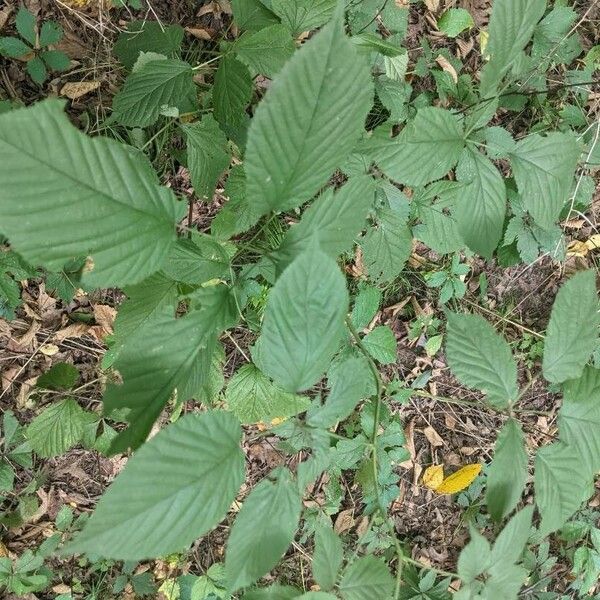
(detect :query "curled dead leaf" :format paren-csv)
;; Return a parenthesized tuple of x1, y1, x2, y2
(60, 81, 100, 100)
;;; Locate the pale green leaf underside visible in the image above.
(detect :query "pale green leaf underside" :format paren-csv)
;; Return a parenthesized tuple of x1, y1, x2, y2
(67, 412, 244, 560)
(245, 8, 373, 216)
(0, 100, 182, 288)
(255, 247, 349, 392)
(542, 269, 598, 384)
(446, 312, 518, 408)
(375, 107, 464, 187)
(312, 525, 343, 591)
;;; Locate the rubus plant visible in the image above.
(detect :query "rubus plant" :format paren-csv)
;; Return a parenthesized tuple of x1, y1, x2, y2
(0, 0, 599, 598)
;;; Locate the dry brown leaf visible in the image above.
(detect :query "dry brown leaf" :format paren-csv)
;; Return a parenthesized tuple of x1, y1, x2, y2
(423, 425, 444, 447)
(53, 322, 89, 342)
(0, 7, 12, 30)
(2, 366, 20, 392)
(14, 320, 40, 348)
(435, 55, 458, 83)
(424, 0, 440, 12)
(17, 376, 38, 409)
(185, 27, 213, 40)
(334, 509, 354, 534)
(567, 240, 589, 258)
(60, 81, 100, 99)
(399, 418, 416, 468)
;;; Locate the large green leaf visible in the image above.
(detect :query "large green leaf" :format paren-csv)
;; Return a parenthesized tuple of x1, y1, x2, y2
(455, 147, 506, 258)
(231, 0, 280, 31)
(183, 115, 230, 200)
(273, 176, 375, 273)
(245, 6, 372, 215)
(234, 24, 295, 78)
(446, 312, 518, 408)
(362, 326, 396, 365)
(312, 525, 343, 591)
(490, 506, 533, 566)
(112, 58, 196, 127)
(255, 246, 349, 392)
(307, 357, 370, 429)
(26, 398, 88, 458)
(542, 270, 598, 384)
(225, 468, 302, 591)
(509, 133, 581, 230)
(375, 107, 464, 187)
(535, 441, 590, 535)
(361, 208, 412, 283)
(0, 100, 182, 288)
(226, 364, 310, 424)
(213, 55, 253, 128)
(560, 367, 600, 476)
(104, 309, 217, 453)
(272, 0, 336, 36)
(113, 21, 184, 69)
(66, 412, 244, 560)
(486, 419, 528, 521)
(339, 555, 394, 600)
(480, 0, 547, 96)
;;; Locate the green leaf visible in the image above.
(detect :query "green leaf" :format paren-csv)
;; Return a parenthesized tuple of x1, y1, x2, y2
(455, 147, 506, 258)
(446, 312, 518, 408)
(490, 505, 533, 565)
(0, 100, 182, 288)
(437, 8, 474, 38)
(486, 419, 528, 522)
(255, 246, 349, 392)
(509, 132, 581, 229)
(39, 21, 63, 46)
(0, 37, 31, 58)
(231, 0, 280, 31)
(183, 116, 230, 200)
(162, 236, 230, 285)
(362, 326, 396, 365)
(40, 50, 70, 71)
(457, 527, 491, 583)
(273, 176, 375, 273)
(313, 525, 343, 591)
(245, 6, 372, 215)
(226, 364, 310, 424)
(36, 363, 79, 391)
(104, 309, 217, 453)
(532, 7, 581, 65)
(26, 56, 47, 84)
(383, 52, 408, 82)
(0, 462, 15, 492)
(16, 8, 36, 46)
(375, 108, 464, 187)
(361, 208, 412, 283)
(485, 126, 516, 160)
(225, 468, 302, 591)
(307, 357, 370, 428)
(113, 21, 184, 69)
(234, 24, 295, 78)
(27, 398, 87, 457)
(112, 58, 195, 127)
(339, 555, 394, 600)
(535, 441, 590, 536)
(66, 412, 244, 560)
(272, 0, 336, 36)
(213, 55, 253, 128)
(351, 286, 381, 330)
(480, 0, 546, 96)
(542, 270, 598, 384)
(560, 367, 600, 476)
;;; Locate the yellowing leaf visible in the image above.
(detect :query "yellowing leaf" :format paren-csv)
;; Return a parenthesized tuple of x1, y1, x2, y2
(435, 464, 481, 494)
(422, 464, 444, 490)
(585, 234, 600, 251)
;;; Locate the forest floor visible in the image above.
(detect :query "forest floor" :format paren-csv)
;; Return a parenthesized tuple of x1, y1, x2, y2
(1, 0, 600, 599)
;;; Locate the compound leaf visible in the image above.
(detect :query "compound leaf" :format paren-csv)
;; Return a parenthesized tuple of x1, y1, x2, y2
(446, 312, 518, 408)
(66, 412, 244, 560)
(245, 6, 372, 215)
(543, 270, 598, 384)
(0, 100, 182, 288)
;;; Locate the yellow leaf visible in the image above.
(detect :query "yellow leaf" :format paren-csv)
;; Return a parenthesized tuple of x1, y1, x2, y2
(422, 464, 444, 490)
(435, 464, 482, 494)
(585, 234, 600, 251)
